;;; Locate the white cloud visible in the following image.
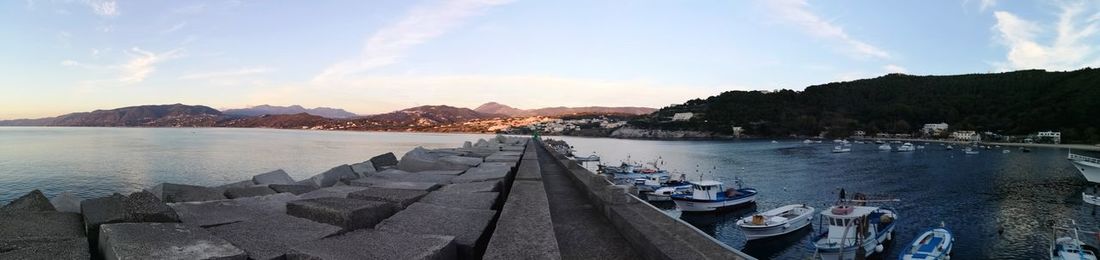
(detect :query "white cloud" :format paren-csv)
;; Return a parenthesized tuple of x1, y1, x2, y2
(992, 2, 1100, 71)
(119, 47, 184, 83)
(179, 67, 271, 80)
(313, 0, 513, 83)
(884, 64, 908, 74)
(85, 0, 118, 17)
(766, 0, 890, 59)
(979, 0, 997, 12)
(162, 22, 187, 34)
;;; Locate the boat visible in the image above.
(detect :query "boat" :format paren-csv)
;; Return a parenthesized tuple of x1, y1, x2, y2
(736, 204, 815, 240)
(805, 139, 815, 144)
(672, 180, 757, 212)
(833, 145, 852, 153)
(573, 154, 600, 162)
(896, 143, 916, 152)
(963, 147, 979, 155)
(1050, 220, 1099, 260)
(879, 144, 892, 151)
(646, 184, 692, 202)
(772, 140, 779, 144)
(945, 145, 954, 150)
(898, 225, 953, 260)
(812, 205, 898, 260)
(1003, 149, 1011, 154)
(875, 140, 886, 144)
(1069, 152, 1100, 183)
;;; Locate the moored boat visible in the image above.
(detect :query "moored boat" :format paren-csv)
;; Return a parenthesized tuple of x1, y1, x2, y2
(964, 147, 979, 155)
(1050, 220, 1099, 260)
(898, 225, 953, 260)
(646, 184, 691, 201)
(1069, 152, 1100, 183)
(896, 143, 915, 152)
(833, 145, 852, 153)
(672, 180, 757, 212)
(737, 204, 815, 240)
(879, 144, 892, 151)
(812, 205, 898, 260)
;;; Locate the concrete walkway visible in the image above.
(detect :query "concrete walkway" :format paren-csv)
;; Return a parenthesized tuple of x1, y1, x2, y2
(535, 144, 640, 259)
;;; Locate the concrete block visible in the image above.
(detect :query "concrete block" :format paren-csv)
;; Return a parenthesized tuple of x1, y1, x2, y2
(440, 155, 483, 167)
(349, 161, 376, 178)
(216, 180, 257, 189)
(347, 188, 428, 208)
(377, 203, 497, 259)
(169, 193, 298, 227)
(1, 189, 56, 212)
(484, 181, 559, 260)
(286, 229, 456, 260)
(515, 159, 542, 181)
(452, 166, 511, 183)
(252, 169, 295, 185)
(207, 214, 342, 260)
(224, 186, 277, 199)
(50, 192, 82, 213)
(397, 147, 473, 172)
(353, 171, 456, 185)
(268, 184, 317, 195)
(463, 141, 472, 148)
(484, 154, 520, 163)
(302, 164, 359, 188)
(349, 178, 442, 191)
(0, 238, 89, 260)
(125, 191, 181, 223)
(147, 183, 227, 202)
(98, 223, 246, 260)
(287, 197, 398, 230)
(297, 186, 369, 200)
(420, 191, 499, 210)
(369, 152, 399, 171)
(417, 169, 466, 175)
(437, 180, 501, 193)
(0, 212, 85, 243)
(81, 191, 180, 239)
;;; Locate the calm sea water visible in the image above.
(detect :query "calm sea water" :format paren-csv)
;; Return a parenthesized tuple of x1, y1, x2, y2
(0, 127, 496, 203)
(555, 136, 1097, 260)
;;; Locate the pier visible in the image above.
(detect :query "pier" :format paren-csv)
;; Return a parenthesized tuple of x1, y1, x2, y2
(0, 136, 752, 259)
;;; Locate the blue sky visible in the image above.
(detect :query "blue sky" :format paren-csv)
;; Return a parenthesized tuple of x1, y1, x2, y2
(2, 0, 1099, 119)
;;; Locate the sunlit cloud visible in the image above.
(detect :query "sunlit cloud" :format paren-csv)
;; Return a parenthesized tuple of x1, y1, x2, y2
(119, 48, 184, 83)
(765, 0, 890, 59)
(85, 0, 118, 17)
(179, 67, 272, 80)
(991, 2, 1100, 71)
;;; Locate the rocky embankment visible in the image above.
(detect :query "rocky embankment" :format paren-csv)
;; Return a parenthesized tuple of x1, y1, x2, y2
(0, 135, 528, 259)
(608, 127, 721, 139)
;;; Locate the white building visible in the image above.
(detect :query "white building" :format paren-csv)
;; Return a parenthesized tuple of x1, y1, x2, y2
(951, 131, 980, 141)
(853, 130, 866, 138)
(922, 123, 949, 136)
(1037, 131, 1061, 144)
(731, 126, 744, 137)
(671, 112, 694, 121)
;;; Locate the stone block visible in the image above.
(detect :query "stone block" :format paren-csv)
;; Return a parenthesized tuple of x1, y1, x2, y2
(417, 169, 466, 175)
(1, 189, 56, 212)
(349, 178, 442, 191)
(437, 180, 501, 193)
(224, 186, 277, 199)
(297, 186, 369, 200)
(369, 152, 399, 171)
(347, 188, 428, 208)
(463, 141, 472, 148)
(286, 229, 456, 260)
(484, 181, 560, 260)
(287, 197, 398, 230)
(452, 166, 511, 184)
(169, 193, 298, 227)
(216, 180, 257, 189)
(81, 191, 179, 239)
(268, 184, 317, 195)
(98, 223, 246, 260)
(397, 147, 473, 172)
(0, 212, 85, 243)
(301, 164, 359, 188)
(353, 171, 456, 185)
(484, 154, 520, 163)
(349, 161, 376, 178)
(376, 203, 497, 259)
(439, 155, 482, 167)
(207, 214, 342, 260)
(420, 191, 499, 210)
(50, 192, 82, 213)
(0, 238, 89, 260)
(252, 169, 296, 185)
(147, 183, 227, 203)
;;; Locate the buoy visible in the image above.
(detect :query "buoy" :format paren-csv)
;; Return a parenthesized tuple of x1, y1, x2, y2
(875, 244, 884, 253)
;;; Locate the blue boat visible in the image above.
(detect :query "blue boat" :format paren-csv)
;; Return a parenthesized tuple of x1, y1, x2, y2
(898, 226, 953, 260)
(671, 180, 757, 212)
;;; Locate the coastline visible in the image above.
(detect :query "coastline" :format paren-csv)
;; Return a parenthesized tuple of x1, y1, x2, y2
(853, 137, 1100, 152)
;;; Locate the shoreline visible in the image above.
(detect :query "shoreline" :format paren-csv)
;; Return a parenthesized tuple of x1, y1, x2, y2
(853, 137, 1100, 151)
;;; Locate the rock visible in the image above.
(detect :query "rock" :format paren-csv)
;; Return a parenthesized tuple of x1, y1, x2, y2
(347, 188, 428, 208)
(474, 139, 490, 147)
(169, 193, 298, 227)
(207, 214, 342, 260)
(352, 171, 455, 185)
(297, 186, 370, 200)
(268, 184, 317, 195)
(49, 192, 82, 213)
(437, 180, 501, 193)
(376, 203, 497, 259)
(0, 238, 89, 260)
(369, 152, 399, 171)
(98, 223, 246, 260)
(452, 165, 511, 183)
(147, 183, 226, 203)
(125, 191, 181, 223)
(417, 170, 466, 175)
(349, 178, 442, 191)
(301, 165, 359, 188)
(420, 191, 499, 210)
(252, 169, 296, 185)
(397, 147, 472, 172)
(287, 197, 398, 230)
(1, 190, 56, 212)
(439, 155, 482, 167)
(463, 141, 472, 148)
(216, 180, 257, 189)
(349, 161, 376, 178)
(0, 211, 85, 243)
(286, 229, 456, 260)
(81, 191, 180, 240)
(224, 186, 277, 199)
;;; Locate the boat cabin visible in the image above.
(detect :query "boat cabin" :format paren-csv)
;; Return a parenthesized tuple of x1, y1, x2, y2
(690, 180, 726, 200)
(818, 206, 893, 247)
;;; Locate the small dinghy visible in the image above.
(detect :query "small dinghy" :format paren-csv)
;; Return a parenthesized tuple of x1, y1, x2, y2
(736, 204, 814, 240)
(899, 225, 953, 260)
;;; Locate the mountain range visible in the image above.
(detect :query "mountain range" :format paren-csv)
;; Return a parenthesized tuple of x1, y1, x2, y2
(474, 102, 656, 117)
(222, 105, 359, 118)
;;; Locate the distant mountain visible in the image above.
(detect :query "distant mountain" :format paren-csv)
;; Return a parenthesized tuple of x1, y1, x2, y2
(357, 105, 505, 128)
(223, 105, 359, 118)
(473, 102, 657, 117)
(0, 104, 222, 127)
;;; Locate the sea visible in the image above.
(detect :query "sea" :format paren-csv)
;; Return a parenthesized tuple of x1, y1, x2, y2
(1, 127, 1095, 259)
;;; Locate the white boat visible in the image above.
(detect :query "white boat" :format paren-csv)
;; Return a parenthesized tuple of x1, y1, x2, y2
(573, 154, 600, 162)
(833, 145, 851, 153)
(899, 226, 953, 260)
(945, 145, 954, 150)
(771, 140, 779, 144)
(815, 140, 823, 144)
(812, 205, 898, 260)
(736, 204, 815, 240)
(896, 143, 915, 152)
(1083, 192, 1100, 207)
(805, 139, 815, 144)
(672, 180, 757, 212)
(1051, 220, 1098, 260)
(1003, 149, 1011, 154)
(1069, 152, 1100, 183)
(879, 144, 892, 151)
(646, 184, 691, 202)
(963, 147, 979, 155)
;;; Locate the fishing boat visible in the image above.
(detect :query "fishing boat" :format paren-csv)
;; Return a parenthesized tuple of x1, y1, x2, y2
(812, 204, 898, 260)
(896, 143, 916, 152)
(1050, 220, 1099, 260)
(672, 180, 757, 212)
(736, 204, 815, 240)
(646, 184, 692, 202)
(833, 145, 852, 153)
(963, 147, 979, 155)
(898, 224, 953, 260)
(879, 144, 892, 151)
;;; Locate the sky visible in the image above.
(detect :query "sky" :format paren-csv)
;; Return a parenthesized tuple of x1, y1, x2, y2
(2, 0, 1099, 119)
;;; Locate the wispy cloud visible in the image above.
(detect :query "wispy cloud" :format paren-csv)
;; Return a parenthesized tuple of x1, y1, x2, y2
(992, 1, 1100, 71)
(85, 0, 118, 17)
(179, 67, 271, 80)
(765, 0, 890, 59)
(119, 47, 184, 83)
(884, 64, 908, 74)
(162, 22, 187, 34)
(313, 0, 513, 83)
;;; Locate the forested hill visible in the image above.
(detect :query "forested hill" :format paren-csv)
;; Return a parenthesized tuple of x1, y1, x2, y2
(641, 68, 1100, 143)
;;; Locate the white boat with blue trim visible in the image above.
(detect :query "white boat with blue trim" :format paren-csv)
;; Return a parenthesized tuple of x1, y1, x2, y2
(736, 204, 814, 240)
(812, 205, 898, 260)
(899, 225, 953, 260)
(1051, 220, 1098, 260)
(671, 180, 757, 212)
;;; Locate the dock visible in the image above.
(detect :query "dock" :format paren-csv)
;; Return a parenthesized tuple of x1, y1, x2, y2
(0, 136, 753, 259)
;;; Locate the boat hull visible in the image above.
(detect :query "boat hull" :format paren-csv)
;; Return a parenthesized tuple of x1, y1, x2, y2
(739, 216, 812, 240)
(673, 194, 756, 212)
(1071, 160, 1100, 183)
(1084, 193, 1100, 206)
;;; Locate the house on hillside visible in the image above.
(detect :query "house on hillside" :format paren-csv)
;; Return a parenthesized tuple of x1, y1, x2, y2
(1037, 131, 1061, 144)
(671, 112, 694, 121)
(951, 131, 980, 141)
(921, 123, 949, 137)
(853, 130, 866, 138)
